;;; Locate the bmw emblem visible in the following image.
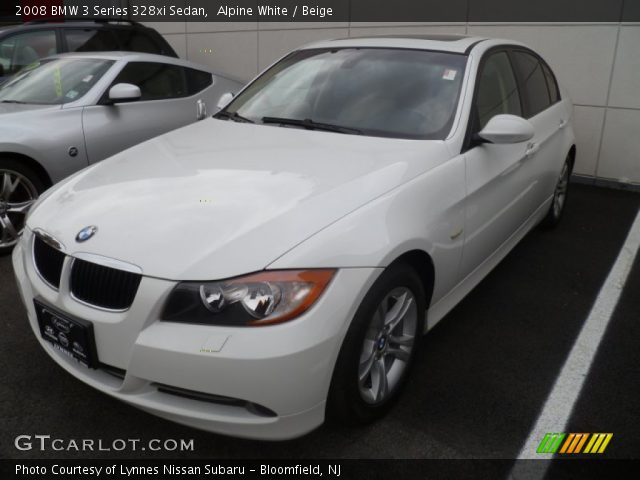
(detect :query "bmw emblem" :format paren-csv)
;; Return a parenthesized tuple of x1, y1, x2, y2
(76, 225, 98, 242)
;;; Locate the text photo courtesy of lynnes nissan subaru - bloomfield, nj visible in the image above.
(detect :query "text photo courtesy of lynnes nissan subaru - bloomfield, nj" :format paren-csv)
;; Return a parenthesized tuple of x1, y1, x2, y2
(1, 1, 640, 479)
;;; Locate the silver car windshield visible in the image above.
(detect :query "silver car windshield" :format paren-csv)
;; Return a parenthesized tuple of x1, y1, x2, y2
(0, 58, 113, 105)
(224, 48, 468, 139)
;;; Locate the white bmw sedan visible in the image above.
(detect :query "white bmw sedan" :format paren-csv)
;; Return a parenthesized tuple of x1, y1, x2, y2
(13, 35, 575, 440)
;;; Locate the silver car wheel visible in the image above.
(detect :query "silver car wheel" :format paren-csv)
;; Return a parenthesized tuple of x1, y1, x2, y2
(0, 169, 39, 249)
(358, 287, 417, 404)
(553, 162, 570, 219)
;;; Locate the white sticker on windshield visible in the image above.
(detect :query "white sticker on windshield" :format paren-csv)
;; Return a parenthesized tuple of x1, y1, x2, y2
(443, 69, 457, 81)
(82, 75, 94, 83)
(66, 90, 78, 99)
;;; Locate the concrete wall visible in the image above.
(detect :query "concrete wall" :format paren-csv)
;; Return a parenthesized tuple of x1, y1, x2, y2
(144, 20, 640, 186)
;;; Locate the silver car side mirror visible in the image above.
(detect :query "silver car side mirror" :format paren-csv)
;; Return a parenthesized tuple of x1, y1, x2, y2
(108, 83, 142, 103)
(477, 114, 535, 144)
(216, 92, 234, 110)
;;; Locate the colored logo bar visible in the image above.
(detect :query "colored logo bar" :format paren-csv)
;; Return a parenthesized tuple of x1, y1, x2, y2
(537, 433, 613, 454)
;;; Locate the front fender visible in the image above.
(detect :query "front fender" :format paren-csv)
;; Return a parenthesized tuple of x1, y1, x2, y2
(268, 155, 467, 305)
(0, 108, 87, 183)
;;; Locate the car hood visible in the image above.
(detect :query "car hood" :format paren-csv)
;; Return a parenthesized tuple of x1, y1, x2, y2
(27, 119, 451, 280)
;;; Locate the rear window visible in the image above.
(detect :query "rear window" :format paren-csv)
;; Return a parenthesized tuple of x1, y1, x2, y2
(185, 67, 213, 95)
(511, 51, 552, 117)
(541, 61, 560, 104)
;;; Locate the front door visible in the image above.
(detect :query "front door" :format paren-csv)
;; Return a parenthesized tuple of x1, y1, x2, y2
(460, 50, 539, 278)
(81, 61, 196, 163)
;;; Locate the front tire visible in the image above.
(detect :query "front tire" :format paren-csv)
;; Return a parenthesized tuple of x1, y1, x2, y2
(327, 262, 426, 424)
(541, 154, 572, 229)
(0, 159, 44, 255)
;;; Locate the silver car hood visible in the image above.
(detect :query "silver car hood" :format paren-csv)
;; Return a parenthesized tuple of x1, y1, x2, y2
(27, 118, 451, 280)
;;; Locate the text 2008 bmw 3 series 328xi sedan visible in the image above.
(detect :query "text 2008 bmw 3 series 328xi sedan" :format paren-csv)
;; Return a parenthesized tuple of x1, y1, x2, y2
(12, 35, 575, 440)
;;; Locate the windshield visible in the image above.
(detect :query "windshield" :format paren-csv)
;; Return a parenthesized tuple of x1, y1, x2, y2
(224, 48, 468, 139)
(0, 58, 113, 105)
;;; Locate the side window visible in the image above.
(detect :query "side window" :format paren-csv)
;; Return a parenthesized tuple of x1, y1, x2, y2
(511, 51, 551, 117)
(0, 30, 57, 75)
(541, 61, 560, 104)
(475, 51, 522, 130)
(112, 30, 160, 54)
(110, 62, 186, 101)
(64, 29, 119, 52)
(185, 67, 213, 95)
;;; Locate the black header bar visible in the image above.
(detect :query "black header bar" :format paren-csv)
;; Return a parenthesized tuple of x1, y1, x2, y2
(3, 0, 640, 24)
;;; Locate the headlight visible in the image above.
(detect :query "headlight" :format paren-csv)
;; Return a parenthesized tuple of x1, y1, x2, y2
(161, 269, 335, 326)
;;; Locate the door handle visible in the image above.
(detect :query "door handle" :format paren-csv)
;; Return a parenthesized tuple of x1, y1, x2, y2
(525, 142, 540, 158)
(196, 99, 207, 120)
(559, 119, 567, 129)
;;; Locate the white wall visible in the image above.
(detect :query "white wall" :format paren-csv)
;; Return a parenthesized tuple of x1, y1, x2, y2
(144, 21, 640, 186)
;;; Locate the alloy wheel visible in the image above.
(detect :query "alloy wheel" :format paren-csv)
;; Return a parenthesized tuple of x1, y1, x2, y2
(358, 287, 418, 404)
(0, 169, 39, 249)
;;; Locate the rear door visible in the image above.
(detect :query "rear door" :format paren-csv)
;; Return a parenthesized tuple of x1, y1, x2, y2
(81, 61, 198, 163)
(509, 50, 567, 209)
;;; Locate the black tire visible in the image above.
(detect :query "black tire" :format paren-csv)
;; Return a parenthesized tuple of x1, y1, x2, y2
(327, 262, 426, 425)
(540, 154, 573, 229)
(0, 158, 46, 256)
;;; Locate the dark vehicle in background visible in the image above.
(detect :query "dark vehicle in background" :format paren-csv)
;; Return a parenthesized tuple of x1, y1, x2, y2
(0, 19, 177, 81)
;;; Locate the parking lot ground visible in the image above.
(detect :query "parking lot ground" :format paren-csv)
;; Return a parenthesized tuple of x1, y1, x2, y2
(0, 183, 639, 460)
(560, 248, 640, 459)
(544, 253, 640, 477)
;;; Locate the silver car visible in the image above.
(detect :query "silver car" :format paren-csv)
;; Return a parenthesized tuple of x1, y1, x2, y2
(0, 51, 242, 253)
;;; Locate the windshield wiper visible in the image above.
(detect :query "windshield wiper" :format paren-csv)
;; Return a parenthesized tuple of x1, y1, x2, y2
(213, 110, 254, 123)
(262, 117, 362, 135)
(0, 100, 27, 104)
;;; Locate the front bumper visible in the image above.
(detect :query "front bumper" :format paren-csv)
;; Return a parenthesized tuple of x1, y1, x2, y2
(12, 231, 381, 440)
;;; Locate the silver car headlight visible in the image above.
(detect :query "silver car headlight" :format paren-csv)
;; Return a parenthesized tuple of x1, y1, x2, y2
(161, 269, 335, 326)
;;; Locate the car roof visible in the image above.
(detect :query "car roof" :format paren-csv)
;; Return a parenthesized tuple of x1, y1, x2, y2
(0, 20, 150, 34)
(46, 51, 212, 71)
(301, 34, 489, 54)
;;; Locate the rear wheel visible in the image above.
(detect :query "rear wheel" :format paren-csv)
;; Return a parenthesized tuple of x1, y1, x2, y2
(541, 154, 572, 229)
(0, 159, 44, 255)
(327, 263, 426, 424)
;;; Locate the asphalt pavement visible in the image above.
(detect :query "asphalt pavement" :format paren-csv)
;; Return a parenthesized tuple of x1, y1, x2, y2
(0, 183, 639, 461)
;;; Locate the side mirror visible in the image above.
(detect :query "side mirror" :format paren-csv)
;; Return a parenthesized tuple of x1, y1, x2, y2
(216, 92, 234, 110)
(108, 83, 141, 103)
(477, 114, 534, 144)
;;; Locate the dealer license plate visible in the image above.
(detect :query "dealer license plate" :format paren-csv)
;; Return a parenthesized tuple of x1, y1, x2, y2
(35, 300, 98, 369)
